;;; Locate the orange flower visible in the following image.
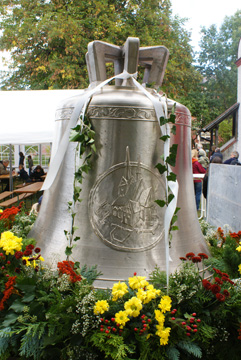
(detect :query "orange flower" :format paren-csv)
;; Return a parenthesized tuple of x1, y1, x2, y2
(57, 261, 81, 283)
(0, 276, 17, 311)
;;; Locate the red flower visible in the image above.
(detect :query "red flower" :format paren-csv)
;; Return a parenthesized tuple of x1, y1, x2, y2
(211, 284, 221, 294)
(186, 252, 195, 259)
(213, 268, 222, 275)
(23, 249, 32, 256)
(202, 279, 212, 290)
(197, 253, 209, 259)
(223, 290, 230, 297)
(34, 247, 41, 253)
(179, 257, 187, 261)
(57, 261, 82, 283)
(14, 251, 23, 259)
(26, 244, 34, 250)
(192, 256, 202, 263)
(215, 277, 223, 285)
(216, 293, 226, 302)
(0, 276, 17, 311)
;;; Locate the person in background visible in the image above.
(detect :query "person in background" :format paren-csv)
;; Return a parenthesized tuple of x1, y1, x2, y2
(0, 160, 10, 191)
(192, 149, 206, 210)
(223, 151, 241, 165)
(18, 164, 32, 183)
(30, 165, 45, 182)
(198, 148, 209, 169)
(210, 147, 223, 163)
(19, 152, 25, 166)
(202, 157, 222, 199)
(27, 155, 34, 176)
(30, 195, 43, 216)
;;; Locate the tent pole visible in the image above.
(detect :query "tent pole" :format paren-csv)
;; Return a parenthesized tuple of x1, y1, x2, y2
(9, 144, 13, 192)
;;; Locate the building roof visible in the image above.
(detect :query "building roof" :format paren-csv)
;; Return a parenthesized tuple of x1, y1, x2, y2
(202, 102, 240, 132)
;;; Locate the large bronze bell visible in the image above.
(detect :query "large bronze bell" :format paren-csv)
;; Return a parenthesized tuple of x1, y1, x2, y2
(30, 38, 209, 285)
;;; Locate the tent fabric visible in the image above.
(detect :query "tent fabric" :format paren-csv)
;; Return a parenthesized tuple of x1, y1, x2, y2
(0, 89, 83, 145)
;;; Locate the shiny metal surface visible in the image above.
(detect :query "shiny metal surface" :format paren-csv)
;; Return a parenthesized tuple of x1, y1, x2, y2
(30, 38, 209, 284)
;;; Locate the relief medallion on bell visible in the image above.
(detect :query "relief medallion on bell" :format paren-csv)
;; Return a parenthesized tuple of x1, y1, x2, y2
(89, 149, 165, 252)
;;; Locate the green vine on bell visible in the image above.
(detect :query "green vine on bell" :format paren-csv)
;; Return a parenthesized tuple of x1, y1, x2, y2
(155, 113, 180, 245)
(65, 113, 96, 258)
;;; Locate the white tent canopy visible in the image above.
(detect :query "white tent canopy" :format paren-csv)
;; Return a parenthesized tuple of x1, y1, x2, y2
(0, 89, 83, 145)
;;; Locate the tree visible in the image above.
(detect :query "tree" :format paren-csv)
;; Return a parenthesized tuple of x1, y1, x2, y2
(182, 10, 241, 127)
(0, 0, 200, 98)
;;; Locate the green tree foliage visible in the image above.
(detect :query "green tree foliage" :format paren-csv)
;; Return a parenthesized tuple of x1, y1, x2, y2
(180, 10, 241, 128)
(0, 0, 200, 97)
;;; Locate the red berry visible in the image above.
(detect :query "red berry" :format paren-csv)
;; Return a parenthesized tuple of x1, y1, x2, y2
(100, 318, 104, 322)
(105, 319, 109, 324)
(186, 326, 191, 331)
(105, 330, 109, 334)
(190, 317, 195, 322)
(142, 320, 146, 324)
(147, 319, 151, 323)
(171, 317, 175, 320)
(107, 326, 111, 330)
(111, 318, 115, 322)
(181, 322, 186, 325)
(134, 328, 138, 331)
(197, 319, 201, 323)
(173, 309, 177, 312)
(143, 324, 147, 328)
(193, 324, 197, 328)
(1, 266, 5, 270)
(141, 314, 145, 319)
(100, 328, 104, 332)
(134, 272, 137, 276)
(6, 274, 9, 277)
(193, 329, 198, 333)
(186, 332, 191, 336)
(7, 261, 11, 265)
(112, 328, 116, 332)
(0, 253, 3, 256)
(171, 310, 176, 314)
(192, 313, 196, 317)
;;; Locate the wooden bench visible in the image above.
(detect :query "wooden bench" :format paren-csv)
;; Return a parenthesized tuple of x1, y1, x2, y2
(0, 191, 13, 202)
(0, 193, 32, 208)
(15, 183, 29, 189)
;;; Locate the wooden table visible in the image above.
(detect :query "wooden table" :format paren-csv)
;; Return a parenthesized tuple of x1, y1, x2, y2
(14, 182, 43, 194)
(0, 173, 17, 179)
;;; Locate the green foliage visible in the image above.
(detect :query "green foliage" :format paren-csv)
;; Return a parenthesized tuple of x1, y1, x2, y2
(180, 10, 241, 128)
(176, 341, 202, 358)
(0, 0, 199, 99)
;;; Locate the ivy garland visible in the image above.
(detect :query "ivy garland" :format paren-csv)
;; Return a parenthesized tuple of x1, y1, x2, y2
(65, 108, 179, 257)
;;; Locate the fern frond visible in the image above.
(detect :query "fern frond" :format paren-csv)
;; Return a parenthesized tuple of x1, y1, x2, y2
(166, 346, 180, 360)
(177, 341, 202, 358)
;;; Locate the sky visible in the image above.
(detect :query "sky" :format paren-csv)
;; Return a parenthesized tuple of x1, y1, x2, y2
(0, 1, 241, 70)
(171, 0, 241, 52)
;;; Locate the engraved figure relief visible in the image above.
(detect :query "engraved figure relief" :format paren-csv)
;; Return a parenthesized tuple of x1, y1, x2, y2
(89, 147, 165, 252)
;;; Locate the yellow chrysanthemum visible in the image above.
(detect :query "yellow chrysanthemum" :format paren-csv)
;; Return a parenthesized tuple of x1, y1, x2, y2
(112, 281, 128, 301)
(238, 264, 241, 274)
(128, 275, 149, 290)
(0, 231, 23, 255)
(136, 284, 160, 304)
(158, 295, 172, 313)
(115, 310, 130, 328)
(156, 327, 171, 346)
(93, 300, 109, 315)
(124, 296, 142, 317)
(0, 209, 3, 213)
(236, 244, 241, 252)
(155, 309, 165, 325)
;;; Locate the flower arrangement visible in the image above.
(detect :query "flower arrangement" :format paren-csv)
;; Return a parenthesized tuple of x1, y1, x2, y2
(0, 212, 240, 359)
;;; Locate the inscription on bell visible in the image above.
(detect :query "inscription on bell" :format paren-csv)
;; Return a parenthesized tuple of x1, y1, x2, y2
(89, 149, 165, 252)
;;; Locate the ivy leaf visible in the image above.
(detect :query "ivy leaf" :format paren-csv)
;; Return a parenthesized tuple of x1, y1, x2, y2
(65, 247, 73, 256)
(73, 236, 80, 242)
(155, 163, 167, 174)
(159, 116, 168, 126)
(169, 113, 176, 124)
(171, 125, 176, 135)
(166, 154, 176, 167)
(171, 226, 179, 231)
(168, 194, 174, 203)
(160, 135, 170, 141)
(155, 200, 166, 207)
(167, 172, 177, 182)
